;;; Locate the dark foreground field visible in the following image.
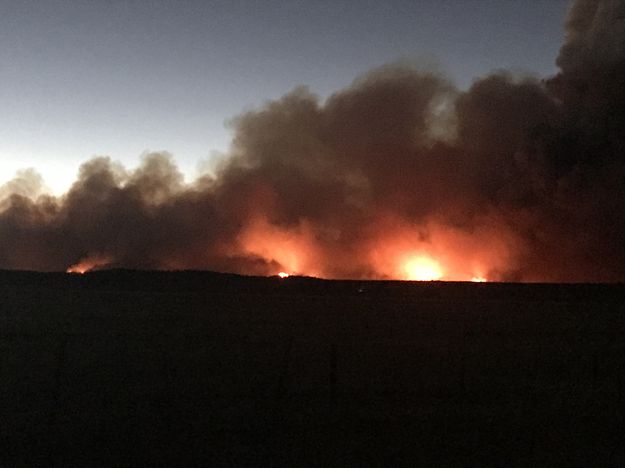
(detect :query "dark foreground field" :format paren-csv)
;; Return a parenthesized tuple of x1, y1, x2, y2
(1, 270, 623, 466)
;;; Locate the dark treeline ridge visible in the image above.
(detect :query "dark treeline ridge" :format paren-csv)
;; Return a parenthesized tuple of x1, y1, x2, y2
(1, 268, 624, 302)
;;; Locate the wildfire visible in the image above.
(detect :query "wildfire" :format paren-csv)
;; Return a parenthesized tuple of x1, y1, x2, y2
(237, 217, 322, 277)
(66, 255, 111, 274)
(237, 214, 510, 281)
(66, 262, 92, 274)
(403, 256, 443, 281)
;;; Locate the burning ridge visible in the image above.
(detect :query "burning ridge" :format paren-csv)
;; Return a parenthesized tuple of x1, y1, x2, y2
(1, 0, 624, 282)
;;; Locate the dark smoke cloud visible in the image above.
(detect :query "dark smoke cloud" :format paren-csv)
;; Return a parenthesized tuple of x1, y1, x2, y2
(2, 0, 625, 281)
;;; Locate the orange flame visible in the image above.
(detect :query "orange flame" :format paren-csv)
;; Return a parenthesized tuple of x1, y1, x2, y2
(66, 255, 111, 274)
(237, 217, 321, 277)
(234, 213, 518, 281)
(363, 215, 519, 282)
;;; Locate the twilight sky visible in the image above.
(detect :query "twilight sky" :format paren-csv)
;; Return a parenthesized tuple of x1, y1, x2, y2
(1, 0, 570, 194)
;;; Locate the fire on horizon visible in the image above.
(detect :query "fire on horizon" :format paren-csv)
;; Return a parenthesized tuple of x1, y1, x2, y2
(2, 0, 625, 282)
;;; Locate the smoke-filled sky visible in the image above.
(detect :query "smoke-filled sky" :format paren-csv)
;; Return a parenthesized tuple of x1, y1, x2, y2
(2, 0, 625, 282)
(2, 0, 569, 194)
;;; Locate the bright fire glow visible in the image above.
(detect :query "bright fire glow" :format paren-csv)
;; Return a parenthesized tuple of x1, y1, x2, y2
(237, 214, 516, 281)
(403, 256, 443, 281)
(278, 271, 289, 278)
(471, 276, 487, 282)
(66, 263, 89, 274)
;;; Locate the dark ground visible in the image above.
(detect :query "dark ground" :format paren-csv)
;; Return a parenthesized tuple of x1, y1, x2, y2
(1, 270, 624, 466)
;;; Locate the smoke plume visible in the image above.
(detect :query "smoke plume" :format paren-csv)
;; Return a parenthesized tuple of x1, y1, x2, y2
(2, 0, 625, 281)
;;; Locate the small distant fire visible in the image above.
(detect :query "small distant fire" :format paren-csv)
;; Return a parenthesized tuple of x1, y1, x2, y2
(66, 264, 88, 274)
(471, 276, 487, 282)
(236, 217, 322, 278)
(66, 255, 111, 274)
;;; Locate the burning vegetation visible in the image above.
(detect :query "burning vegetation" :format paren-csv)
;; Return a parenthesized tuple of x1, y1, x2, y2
(1, 0, 624, 281)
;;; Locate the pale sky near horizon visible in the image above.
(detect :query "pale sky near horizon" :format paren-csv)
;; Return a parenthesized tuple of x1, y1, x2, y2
(1, 0, 571, 195)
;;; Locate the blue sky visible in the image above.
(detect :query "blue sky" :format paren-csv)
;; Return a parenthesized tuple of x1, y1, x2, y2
(1, 0, 571, 194)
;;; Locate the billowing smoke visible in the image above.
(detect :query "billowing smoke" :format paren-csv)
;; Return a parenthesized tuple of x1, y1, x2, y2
(2, 0, 625, 282)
